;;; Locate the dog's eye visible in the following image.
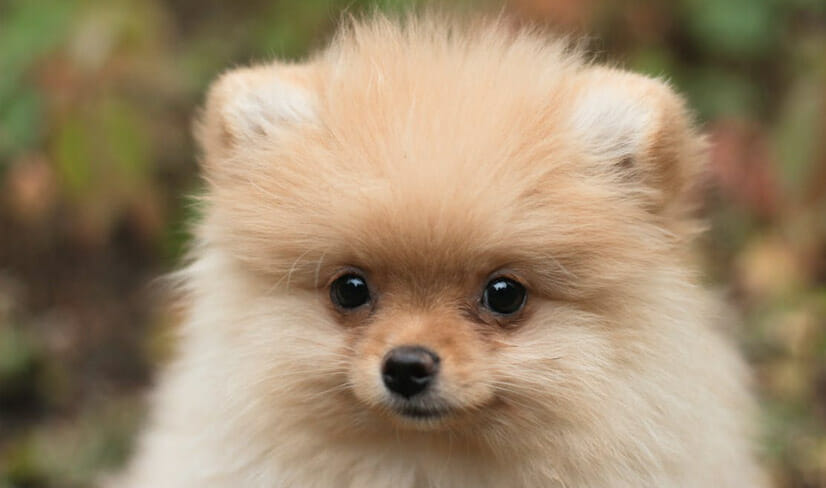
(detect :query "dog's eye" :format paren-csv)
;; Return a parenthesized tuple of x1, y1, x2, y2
(330, 273, 371, 310)
(482, 277, 526, 315)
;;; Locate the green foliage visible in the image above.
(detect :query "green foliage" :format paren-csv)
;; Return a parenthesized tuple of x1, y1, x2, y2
(774, 75, 825, 191)
(681, 0, 781, 59)
(0, 0, 73, 162)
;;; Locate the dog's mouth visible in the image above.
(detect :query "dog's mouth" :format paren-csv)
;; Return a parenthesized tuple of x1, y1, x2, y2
(381, 396, 455, 424)
(395, 405, 449, 420)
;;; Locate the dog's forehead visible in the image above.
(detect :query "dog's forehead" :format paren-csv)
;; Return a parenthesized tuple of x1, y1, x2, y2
(336, 181, 510, 268)
(321, 168, 570, 278)
(273, 125, 609, 277)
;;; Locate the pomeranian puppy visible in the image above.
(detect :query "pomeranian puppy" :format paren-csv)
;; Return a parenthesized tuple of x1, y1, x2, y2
(114, 15, 767, 488)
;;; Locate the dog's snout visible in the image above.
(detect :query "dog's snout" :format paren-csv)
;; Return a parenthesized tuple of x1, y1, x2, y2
(381, 346, 440, 398)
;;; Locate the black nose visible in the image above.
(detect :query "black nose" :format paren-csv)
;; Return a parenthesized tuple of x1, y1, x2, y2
(381, 346, 440, 398)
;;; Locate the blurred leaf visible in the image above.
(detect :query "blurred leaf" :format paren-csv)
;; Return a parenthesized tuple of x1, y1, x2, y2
(0, 324, 45, 422)
(34, 400, 142, 484)
(0, 0, 72, 162)
(773, 70, 826, 196)
(682, 68, 763, 120)
(680, 0, 781, 59)
(54, 114, 93, 197)
(2, 438, 50, 488)
(4, 154, 57, 223)
(0, 325, 38, 392)
(629, 46, 677, 78)
(708, 121, 781, 216)
(101, 97, 151, 182)
(1, 396, 143, 487)
(0, 0, 73, 102)
(737, 236, 804, 302)
(251, 0, 337, 60)
(785, 0, 826, 13)
(371, 0, 431, 12)
(0, 88, 42, 161)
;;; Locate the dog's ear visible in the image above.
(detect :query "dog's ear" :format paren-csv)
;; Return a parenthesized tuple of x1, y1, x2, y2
(569, 68, 705, 215)
(196, 63, 317, 173)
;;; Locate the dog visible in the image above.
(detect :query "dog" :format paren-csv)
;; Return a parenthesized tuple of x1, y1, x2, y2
(113, 14, 767, 487)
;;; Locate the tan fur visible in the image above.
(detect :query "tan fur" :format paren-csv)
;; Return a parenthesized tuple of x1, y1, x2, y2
(114, 15, 767, 487)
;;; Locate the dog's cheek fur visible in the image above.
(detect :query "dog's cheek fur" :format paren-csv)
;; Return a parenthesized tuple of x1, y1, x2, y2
(182, 251, 359, 436)
(483, 276, 758, 485)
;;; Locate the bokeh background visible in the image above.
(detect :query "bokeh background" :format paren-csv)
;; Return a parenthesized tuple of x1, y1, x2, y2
(1, 0, 824, 486)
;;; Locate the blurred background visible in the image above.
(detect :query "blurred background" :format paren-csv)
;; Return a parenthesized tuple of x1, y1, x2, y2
(0, 0, 824, 486)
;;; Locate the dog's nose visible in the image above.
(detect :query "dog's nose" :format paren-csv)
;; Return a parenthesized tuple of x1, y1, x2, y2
(381, 346, 440, 398)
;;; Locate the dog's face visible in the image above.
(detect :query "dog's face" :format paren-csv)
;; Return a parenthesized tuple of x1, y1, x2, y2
(194, 24, 703, 441)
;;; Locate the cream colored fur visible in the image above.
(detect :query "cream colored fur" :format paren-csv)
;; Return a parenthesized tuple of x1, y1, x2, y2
(112, 15, 767, 488)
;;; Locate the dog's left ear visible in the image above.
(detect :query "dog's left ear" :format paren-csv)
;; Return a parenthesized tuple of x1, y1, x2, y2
(196, 62, 318, 177)
(569, 68, 705, 215)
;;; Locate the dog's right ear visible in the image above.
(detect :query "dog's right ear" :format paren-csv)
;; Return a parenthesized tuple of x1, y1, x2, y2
(567, 68, 705, 217)
(196, 63, 318, 172)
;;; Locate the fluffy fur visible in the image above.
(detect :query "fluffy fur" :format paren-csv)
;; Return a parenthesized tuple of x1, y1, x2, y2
(114, 15, 767, 487)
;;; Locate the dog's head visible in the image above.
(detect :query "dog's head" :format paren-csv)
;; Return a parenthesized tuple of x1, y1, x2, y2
(192, 18, 705, 442)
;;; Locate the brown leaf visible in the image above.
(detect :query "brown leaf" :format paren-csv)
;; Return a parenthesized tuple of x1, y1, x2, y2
(508, 0, 597, 29)
(708, 119, 783, 218)
(4, 154, 58, 224)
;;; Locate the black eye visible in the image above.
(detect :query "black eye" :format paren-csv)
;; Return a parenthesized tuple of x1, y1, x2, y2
(330, 273, 371, 310)
(482, 277, 526, 315)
